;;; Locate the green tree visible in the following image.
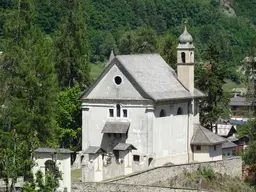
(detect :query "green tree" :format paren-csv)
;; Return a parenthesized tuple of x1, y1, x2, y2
(23, 159, 62, 192)
(157, 32, 177, 69)
(0, 0, 58, 143)
(196, 34, 230, 130)
(55, 0, 90, 89)
(35, 0, 67, 34)
(243, 44, 256, 169)
(119, 27, 157, 54)
(56, 85, 82, 150)
(133, 27, 157, 54)
(118, 30, 136, 54)
(1, 28, 58, 144)
(0, 130, 38, 192)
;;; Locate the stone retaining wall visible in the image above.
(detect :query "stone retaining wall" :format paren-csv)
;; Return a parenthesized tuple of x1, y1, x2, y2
(72, 157, 242, 192)
(109, 157, 242, 185)
(72, 182, 204, 192)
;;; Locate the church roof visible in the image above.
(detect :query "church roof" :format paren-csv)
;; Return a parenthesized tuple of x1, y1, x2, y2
(101, 121, 130, 134)
(35, 148, 73, 154)
(191, 124, 226, 146)
(84, 146, 106, 154)
(113, 143, 136, 151)
(116, 54, 204, 101)
(80, 54, 205, 101)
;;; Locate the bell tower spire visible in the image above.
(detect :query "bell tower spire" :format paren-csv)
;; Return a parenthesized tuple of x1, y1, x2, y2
(177, 24, 195, 93)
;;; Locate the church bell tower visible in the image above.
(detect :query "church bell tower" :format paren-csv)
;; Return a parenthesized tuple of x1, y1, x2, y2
(177, 25, 195, 93)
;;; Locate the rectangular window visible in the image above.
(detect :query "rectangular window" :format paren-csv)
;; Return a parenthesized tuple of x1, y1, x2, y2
(109, 109, 114, 117)
(214, 145, 217, 151)
(123, 109, 128, 118)
(196, 146, 201, 151)
(133, 155, 140, 162)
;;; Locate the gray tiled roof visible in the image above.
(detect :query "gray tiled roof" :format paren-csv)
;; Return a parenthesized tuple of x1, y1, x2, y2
(227, 137, 239, 142)
(116, 54, 205, 101)
(229, 97, 251, 107)
(84, 146, 106, 154)
(191, 124, 226, 145)
(222, 140, 237, 149)
(80, 54, 205, 101)
(35, 148, 73, 154)
(101, 121, 130, 134)
(113, 143, 136, 151)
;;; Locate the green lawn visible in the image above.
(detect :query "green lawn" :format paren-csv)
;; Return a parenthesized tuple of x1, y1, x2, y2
(222, 79, 245, 92)
(89, 63, 104, 80)
(71, 169, 82, 182)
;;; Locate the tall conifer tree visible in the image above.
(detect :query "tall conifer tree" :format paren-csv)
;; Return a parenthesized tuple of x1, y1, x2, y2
(0, 0, 58, 188)
(195, 33, 230, 131)
(0, 0, 58, 145)
(55, 0, 90, 89)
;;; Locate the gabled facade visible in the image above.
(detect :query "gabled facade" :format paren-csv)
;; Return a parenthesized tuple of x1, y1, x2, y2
(80, 27, 225, 182)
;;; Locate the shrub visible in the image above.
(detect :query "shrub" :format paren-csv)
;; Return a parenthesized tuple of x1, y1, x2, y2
(199, 167, 215, 180)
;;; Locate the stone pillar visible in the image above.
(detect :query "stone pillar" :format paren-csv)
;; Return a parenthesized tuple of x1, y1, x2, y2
(81, 154, 89, 182)
(94, 154, 103, 182)
(124, 150, 132, 175)
(82, 108, 89, 151)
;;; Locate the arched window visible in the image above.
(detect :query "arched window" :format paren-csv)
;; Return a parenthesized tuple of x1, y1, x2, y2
(190, 52, 193, 62)
(177, 107, 183, 115)
(159, 109, 166, 117)
(116, 104, 121, 117)
(148, 158, 153, 166)
(45, 160, 56, 172)
(181, 52, 186, 63)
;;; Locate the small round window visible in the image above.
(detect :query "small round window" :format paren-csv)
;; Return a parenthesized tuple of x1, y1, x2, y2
(114, 76, 122, 85)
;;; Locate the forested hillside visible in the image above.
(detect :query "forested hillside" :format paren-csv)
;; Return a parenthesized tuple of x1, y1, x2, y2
(1, 0, 256, 66)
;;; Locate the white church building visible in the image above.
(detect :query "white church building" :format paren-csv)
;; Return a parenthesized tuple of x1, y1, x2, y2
(80, 26, 226, 182)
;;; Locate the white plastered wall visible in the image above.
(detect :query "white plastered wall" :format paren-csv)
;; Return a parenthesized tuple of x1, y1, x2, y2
(86, 64, 144, 100)
(33, 152, 71, 192)
(193, 144, 222, 162)
(82, 102, 150, 154)
(153, 102, 190, 165)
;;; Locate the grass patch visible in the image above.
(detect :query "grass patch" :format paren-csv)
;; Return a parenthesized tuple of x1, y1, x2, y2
(154, 168, 253, 192)
(90, 63, 104, 80)
(71, 169, 82, 182)
(223, 79, 245, 92)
